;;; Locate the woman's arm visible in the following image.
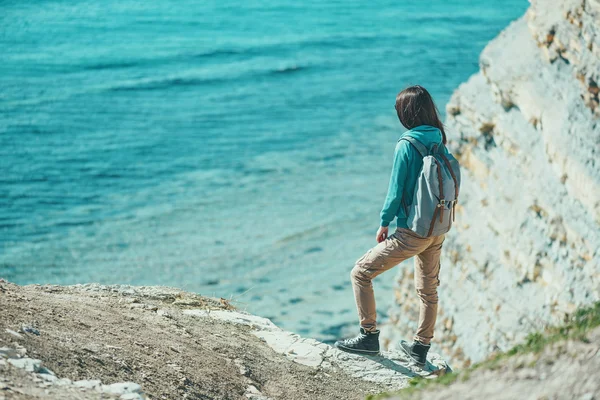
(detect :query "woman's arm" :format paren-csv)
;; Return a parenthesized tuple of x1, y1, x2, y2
(380, 140, 410, 229)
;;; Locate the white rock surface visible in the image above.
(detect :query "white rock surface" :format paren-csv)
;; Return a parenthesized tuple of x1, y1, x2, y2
(186, 308, 450, 390)
(387, 0, 600, 366)
(8, 358, 42, 373)
(245, 384, 271, 400)
(39, 373, 59, 383)
(183, 309, 279, 331)
(2, 344, 147, 399)
(101, 382, 143, 396)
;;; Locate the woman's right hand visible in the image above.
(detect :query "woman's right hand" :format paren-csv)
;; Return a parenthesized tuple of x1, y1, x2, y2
(376, 226, 388, 243)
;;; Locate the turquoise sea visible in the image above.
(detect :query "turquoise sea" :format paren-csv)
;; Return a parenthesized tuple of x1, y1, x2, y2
(1, 0, 527, 341)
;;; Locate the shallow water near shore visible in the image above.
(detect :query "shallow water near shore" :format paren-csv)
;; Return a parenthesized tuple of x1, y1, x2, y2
(1, 0, 527, 341)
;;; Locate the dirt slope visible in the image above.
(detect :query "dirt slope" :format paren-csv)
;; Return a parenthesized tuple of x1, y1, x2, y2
(0, 281, 445, 400)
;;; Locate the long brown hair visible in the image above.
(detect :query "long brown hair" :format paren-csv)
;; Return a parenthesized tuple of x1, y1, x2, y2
(394, 85, 447, 144)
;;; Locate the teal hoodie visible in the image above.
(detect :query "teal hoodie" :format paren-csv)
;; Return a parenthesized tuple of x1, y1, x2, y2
(380, 125, 447, 229)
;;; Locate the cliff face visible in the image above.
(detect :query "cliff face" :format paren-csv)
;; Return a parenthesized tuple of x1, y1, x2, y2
(386, 0, 600, 366)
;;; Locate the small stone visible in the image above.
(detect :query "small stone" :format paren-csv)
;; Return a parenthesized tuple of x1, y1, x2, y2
(245, 384, 270, 400)
(20, 325, 40, 336)
(15, 345, 27, 357)
(234, 359, 248, 376)
(156, 309, 172, 318)
(246, 385, 261, 394)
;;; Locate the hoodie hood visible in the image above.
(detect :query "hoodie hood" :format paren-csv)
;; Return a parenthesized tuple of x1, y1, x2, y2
(401, 125, 444, 149)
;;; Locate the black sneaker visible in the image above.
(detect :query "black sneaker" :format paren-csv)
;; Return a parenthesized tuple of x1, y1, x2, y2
(334, 328, 380, 355)
(399, 339, 430, 368)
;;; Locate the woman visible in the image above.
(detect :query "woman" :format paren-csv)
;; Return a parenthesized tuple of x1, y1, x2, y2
(334, 85, 449, 368)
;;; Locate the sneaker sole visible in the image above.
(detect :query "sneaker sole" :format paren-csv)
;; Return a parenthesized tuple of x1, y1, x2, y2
(335, 344, 380, 355)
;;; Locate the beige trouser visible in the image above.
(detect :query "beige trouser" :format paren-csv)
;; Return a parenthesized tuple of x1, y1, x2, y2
(351, 228, 445, 345)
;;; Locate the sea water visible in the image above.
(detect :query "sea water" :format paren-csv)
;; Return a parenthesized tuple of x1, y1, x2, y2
(1, 0, 527, 341)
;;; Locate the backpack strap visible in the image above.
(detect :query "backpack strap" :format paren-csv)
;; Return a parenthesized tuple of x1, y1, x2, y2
(439, 153, 460, 226)
(439, 153, 459, 200)
(399, 136, 429, 158)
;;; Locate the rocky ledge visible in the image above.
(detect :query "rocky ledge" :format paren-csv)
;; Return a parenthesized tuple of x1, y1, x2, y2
(0, 280, 448, 400)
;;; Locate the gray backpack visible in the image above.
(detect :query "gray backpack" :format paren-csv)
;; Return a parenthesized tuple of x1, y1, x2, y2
(400, 136, 461, 237)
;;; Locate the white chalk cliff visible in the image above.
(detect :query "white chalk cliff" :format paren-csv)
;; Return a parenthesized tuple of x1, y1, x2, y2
(386, 0, 600, 366)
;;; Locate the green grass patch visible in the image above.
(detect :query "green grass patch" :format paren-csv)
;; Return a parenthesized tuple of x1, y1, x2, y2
(507, 301, 600, 357)
(366, 373, 459, 400)
(368, 301, 600, 399)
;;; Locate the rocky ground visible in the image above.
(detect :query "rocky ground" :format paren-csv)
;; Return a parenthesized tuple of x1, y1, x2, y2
(0, 280, 448, 400)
